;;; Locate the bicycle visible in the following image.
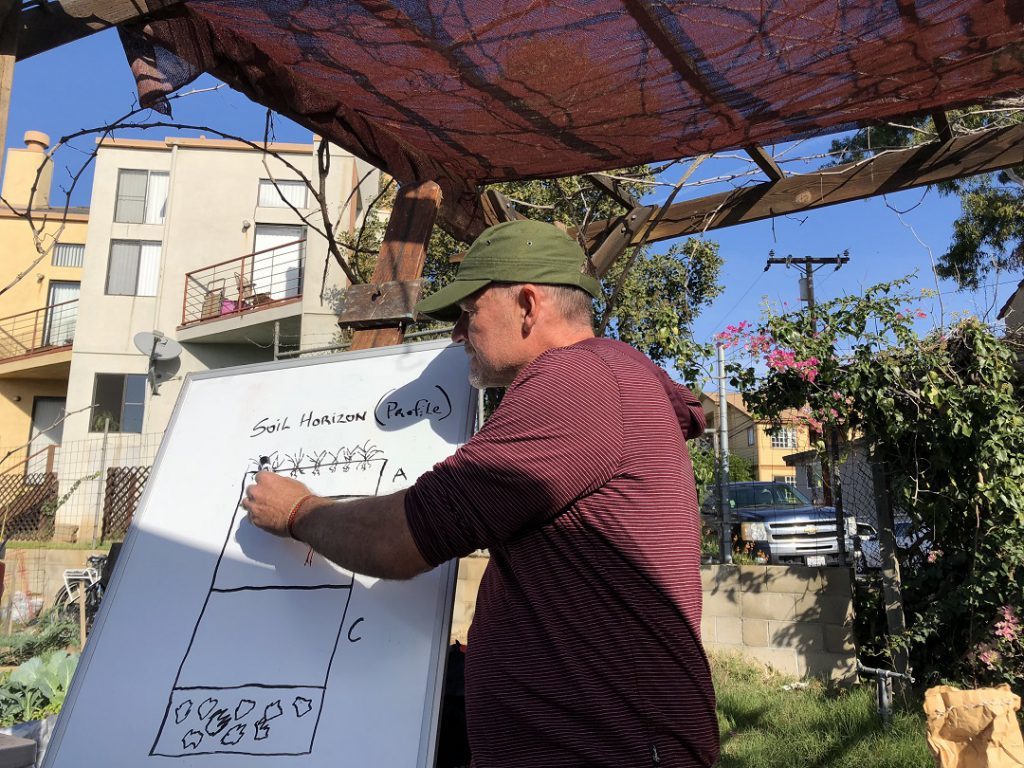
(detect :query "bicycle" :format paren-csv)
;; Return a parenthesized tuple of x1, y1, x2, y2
(53, 554, 107, 634)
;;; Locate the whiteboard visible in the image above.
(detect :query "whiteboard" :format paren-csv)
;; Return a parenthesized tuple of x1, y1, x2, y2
(45, 340, 476, 768)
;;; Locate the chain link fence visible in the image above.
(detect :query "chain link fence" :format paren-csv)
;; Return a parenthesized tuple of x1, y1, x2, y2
(0, 433, 164, 631)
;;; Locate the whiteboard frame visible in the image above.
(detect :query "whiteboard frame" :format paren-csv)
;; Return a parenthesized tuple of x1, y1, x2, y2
(47, 338, 471, 768)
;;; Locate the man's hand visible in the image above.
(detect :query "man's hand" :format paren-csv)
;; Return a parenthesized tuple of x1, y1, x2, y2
(242, 471, 318, 538)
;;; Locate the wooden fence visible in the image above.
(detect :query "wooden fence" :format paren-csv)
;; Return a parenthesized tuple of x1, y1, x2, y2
(102, 466, 151, 541)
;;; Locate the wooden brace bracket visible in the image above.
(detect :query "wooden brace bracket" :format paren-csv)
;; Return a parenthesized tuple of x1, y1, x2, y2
(337, 279, 425, 330)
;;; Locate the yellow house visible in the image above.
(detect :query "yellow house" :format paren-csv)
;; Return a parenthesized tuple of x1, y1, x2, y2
(0, 131, 88, 472)
(699, 392, 810, 483)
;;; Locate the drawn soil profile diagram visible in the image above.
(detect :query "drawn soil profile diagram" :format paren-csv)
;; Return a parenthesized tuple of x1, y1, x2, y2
(46, 341, 475, 768)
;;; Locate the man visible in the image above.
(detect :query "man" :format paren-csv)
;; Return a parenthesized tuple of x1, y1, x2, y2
(244, 219, 719, 767)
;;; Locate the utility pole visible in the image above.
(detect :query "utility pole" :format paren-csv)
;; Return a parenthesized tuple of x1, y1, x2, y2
(716, 342, 732, 563)
(764, 251, 850, 319)
(764, 251, 851, 563)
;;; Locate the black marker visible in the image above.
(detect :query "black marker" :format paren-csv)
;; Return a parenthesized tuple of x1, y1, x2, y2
(258, 456, 272, 473)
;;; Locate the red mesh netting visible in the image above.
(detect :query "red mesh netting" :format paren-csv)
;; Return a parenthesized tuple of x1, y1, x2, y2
(127, 0, 1024, 234)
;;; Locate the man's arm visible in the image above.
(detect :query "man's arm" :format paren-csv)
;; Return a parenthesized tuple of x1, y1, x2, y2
(243, 471, 432, 580)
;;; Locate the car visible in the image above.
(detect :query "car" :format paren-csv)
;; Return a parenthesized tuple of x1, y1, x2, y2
(701, 481, 857, 567)
(855, 522, 881, 571)
(851, 520, 934, 573)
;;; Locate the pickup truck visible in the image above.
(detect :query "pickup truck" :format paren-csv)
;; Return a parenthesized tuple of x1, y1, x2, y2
(701, 481, 856, 567)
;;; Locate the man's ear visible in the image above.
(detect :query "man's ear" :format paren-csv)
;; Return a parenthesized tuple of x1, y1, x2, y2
(518, 284, 541, 333)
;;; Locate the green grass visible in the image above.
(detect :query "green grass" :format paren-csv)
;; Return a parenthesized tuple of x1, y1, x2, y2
(712, 652, 934, 768)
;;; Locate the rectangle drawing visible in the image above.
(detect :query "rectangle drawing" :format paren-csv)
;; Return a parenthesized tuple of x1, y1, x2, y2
(152, 448, 389, 756)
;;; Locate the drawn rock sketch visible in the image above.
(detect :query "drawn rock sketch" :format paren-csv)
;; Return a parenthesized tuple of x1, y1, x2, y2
(150, 445, 388, 757)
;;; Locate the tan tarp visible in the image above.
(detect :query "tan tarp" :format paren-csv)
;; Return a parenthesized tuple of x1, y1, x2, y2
(925, 685, 1024, 768)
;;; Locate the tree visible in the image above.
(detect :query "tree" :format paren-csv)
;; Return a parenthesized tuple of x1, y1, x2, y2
(689, 444, 753, 504)
(720, 279, 1024, 689)
(829, 105, 1024, 290)
(345, 168, 724, 383)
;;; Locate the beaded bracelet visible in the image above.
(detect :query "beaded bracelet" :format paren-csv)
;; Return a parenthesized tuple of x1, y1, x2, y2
(287, 493, 315, 540)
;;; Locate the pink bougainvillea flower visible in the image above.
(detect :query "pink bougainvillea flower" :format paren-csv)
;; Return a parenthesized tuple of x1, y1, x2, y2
(979, 648, 1001, 669)
(994, 605, 1021, 642)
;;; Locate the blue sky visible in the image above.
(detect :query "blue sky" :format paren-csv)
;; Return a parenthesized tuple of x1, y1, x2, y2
(15, 31, 1015, 371)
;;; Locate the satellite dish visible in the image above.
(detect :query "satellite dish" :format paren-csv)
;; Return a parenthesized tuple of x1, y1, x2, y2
(134, 332, 183, 396)
(133, 331, 182, 361)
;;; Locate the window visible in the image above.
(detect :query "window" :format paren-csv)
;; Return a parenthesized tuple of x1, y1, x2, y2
(91, 374, 146, 433)
(52, 243, 85, 268)
(44, 281, 79, 346)
(770, 427, 797, 449)
(747, 426, 755, 446)
(775, 475, 797, 486)
(114, 169, 169, 224)
(258, 179, 308, 208)
(106, 240, 161, 296)
(252, 224, 305, 299)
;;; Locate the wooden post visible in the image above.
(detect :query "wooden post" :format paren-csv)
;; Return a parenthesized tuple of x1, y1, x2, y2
(870, 459, 910, 681)
(349, 181, 443, 351)
(78, 585, 87, 647)
(0, 0, 17, 174)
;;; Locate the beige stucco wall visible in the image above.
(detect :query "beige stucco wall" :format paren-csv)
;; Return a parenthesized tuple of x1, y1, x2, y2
(753, 426, 810, 482)
(1, 547, 106, 617)
(0, 379, 69, 461)
(0, 131, 88, 462)
(62, 138, 378, 449)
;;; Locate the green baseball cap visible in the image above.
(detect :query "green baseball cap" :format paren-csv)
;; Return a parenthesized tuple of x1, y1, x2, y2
(415, 219, 602, 322)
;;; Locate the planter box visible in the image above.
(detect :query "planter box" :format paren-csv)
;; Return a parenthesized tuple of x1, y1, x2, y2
(0, 715, 56, 768)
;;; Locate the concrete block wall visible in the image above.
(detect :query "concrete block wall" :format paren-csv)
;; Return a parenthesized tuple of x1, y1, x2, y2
(1, 548, 105, 624)
(451, 553, 488, 643)
(701, 564, 856, 681)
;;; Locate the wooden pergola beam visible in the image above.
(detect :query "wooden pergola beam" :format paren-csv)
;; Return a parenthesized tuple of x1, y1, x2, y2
(347, 181, 442, 350)
(479, 188, 524, 226)
(0, 0, 18, 160)
(17, 0, 185, 61)
(744, 144, 784, 182)
(586, 173, 638, 210)
(576, 122, 1024, 251)
(931, 111, 953, 142)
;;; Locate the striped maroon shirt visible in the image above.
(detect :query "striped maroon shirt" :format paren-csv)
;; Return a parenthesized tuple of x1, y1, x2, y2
(406, 337, 718, 767)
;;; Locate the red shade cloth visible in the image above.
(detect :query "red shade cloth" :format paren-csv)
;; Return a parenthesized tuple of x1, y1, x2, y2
(123, 1, 1024, 236)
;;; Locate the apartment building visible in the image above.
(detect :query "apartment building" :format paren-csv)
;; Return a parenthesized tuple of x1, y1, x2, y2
(46, 135, 378, 542)
(0, 131, 88, 473)
(699, 392, 810, 483)
(60, 135, 376, 438)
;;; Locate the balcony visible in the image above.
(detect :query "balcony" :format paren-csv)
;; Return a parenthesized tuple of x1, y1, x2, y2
(181, 238, 306, 329)
(0, 300, 78, 371)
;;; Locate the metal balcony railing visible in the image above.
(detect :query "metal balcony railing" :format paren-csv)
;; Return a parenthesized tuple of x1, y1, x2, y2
(0, 299, 78, 362)
(181, 238, 306, 326)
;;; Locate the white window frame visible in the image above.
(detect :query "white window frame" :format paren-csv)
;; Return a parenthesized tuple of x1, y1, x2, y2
(747, 426, 755, 446)
(258, 178, 308, 209)
(114, 169, 169, 224)
(105, 240, 161, 297)
(770, 427, 797, 449)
